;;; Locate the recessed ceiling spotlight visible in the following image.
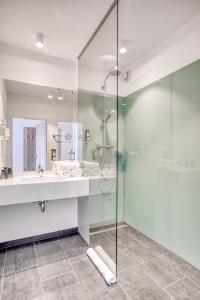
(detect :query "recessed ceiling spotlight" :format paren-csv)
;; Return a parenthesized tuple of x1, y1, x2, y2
(48, 92, 53, 99)
(35, 33, 44, 49)
(57, 89, 64, 101)
(120, 46, 127, 54)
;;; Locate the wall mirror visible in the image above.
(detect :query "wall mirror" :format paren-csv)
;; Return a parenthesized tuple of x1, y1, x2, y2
(0, 78, 82, 173)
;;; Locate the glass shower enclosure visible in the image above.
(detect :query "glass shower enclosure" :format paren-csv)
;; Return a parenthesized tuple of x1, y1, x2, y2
(77, 1, 119, 274)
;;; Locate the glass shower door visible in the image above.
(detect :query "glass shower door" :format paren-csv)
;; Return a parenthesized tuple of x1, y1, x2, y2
(77, 1, 118, 276)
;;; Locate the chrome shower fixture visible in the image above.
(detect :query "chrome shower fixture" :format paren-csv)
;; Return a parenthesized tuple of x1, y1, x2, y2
(101, 66, 121, 91)
(103, 109, 116, 123)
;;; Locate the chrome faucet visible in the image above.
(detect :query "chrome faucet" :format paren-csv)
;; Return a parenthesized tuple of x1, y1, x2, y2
(37, 164, 44, 176)
(0, 167, 12, 180)
(68, 149, 75, 160)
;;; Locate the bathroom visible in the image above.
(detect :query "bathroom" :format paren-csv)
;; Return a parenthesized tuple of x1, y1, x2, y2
(0, 0, 200, 299)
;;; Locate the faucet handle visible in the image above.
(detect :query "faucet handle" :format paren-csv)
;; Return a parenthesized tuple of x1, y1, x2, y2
(37, 164, 44, 172)
(68, 149, 75, 160)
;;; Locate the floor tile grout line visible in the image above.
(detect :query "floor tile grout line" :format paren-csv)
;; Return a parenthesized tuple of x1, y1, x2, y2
(0, 249, 7, 300)
(58, 238, 70, 258)
(90, 225, 200, 296)
(40, 269, 75, 283)
(98, 225, 165, 253)
(33, 242, 45, 300)
(137, 257, 187, 298)
(118, 255, 174, 274)
(69, 260, 88, 299)
(58, 239, 88, 299)
(101, 226, 152, 248)
(117, 281, 132, 300)
(118, 264, 176, 300)
(2, 226, 199, 299)
(160, 255, 200, 289)
(125, 226, 200, 282)
(118, 265, 139, 274)
(102, 230, 145, 253)
(59, 236, 127, 299)
(165, 277, 186, 289)
(102, 231, 117, 245)
(123, 247, 171, 266)
(135, 264, 176, 300)
(161, 255, 200, 286)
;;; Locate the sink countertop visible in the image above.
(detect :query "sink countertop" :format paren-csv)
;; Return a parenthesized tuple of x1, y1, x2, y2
(0, 171, 90, 206)
(0, 171, 88, 187)
(0, 170, 116, 206)
(0, 169, 116, 187)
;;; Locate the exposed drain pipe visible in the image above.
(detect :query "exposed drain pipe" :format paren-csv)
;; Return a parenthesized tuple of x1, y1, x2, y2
(37, 201, 48, 212)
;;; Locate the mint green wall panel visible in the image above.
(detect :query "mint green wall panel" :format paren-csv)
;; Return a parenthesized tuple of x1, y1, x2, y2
(124, 60, 200, 268)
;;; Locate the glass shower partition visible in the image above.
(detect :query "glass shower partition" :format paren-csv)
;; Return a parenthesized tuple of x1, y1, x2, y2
(77, 1, 118, 276)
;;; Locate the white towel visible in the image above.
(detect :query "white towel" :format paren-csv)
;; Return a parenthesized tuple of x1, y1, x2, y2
(60, 160, 80, 171)
(53, 160, 80, 172)
(95, 246, 116, 275)
(80, 161, 100, 169)
(52, 161, 64, 173)
(82, 168, 100, 177)
(56, 169, 71, 178)
(87, 248, 116, 286)
(71, 168, 83, 177)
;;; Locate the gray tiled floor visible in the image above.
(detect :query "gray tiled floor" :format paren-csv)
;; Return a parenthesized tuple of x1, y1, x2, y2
(0, 225, 200, 299)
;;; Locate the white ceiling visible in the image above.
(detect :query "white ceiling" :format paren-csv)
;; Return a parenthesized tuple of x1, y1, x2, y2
(81, 0, 200, 70)
(118, 0, 200, 67)
(0, 0, 113, 61)
(0, 0, 200, 69)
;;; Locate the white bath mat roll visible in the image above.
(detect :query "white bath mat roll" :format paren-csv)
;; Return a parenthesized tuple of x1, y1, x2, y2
(95, 245, 116, 275)
(71, 168, 83, 177)
(87, 248, 116, 286)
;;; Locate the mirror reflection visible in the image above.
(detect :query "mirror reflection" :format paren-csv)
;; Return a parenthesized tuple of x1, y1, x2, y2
(0, 78, 83, 173)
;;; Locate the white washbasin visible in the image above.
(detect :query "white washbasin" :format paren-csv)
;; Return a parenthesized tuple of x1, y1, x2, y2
(0, 171, 89, 206)
(20, 172, 59, 183)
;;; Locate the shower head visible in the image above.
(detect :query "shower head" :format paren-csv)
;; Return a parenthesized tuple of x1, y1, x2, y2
(109, 66, 121, 76)
(101, 66, 121, 91)
(103, 109, 116, 122)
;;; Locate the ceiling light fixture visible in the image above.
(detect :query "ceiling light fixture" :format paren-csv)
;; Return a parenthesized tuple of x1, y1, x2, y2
(35, 33, 44, 49)
(48, 92, 53, 99)
(57, 89, 64, 101)
(119, 46, 127, 54)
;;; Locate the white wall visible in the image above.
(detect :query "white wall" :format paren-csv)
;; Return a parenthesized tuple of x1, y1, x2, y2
(122, 14, 200, 96)
(0, 43, 76, 91)
(0, 78, 9, 169)
(0, 78, 7, 119)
